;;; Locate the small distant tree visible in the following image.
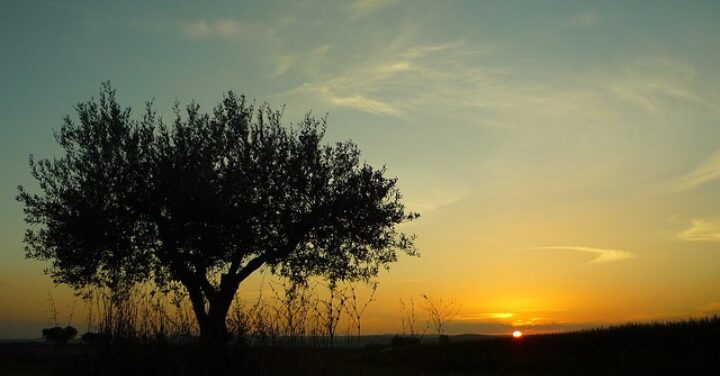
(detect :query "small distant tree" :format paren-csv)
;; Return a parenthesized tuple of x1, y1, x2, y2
(42, 326, 78, 343)
(344, 281, 378, 346)
(46, 293, 59, 327)
(18, 83, 419, 345)
(392, 296, 424, 346)
(314, 279, 346, 347)
(269, 278, 313, 343)
(422, 294, 459, 342)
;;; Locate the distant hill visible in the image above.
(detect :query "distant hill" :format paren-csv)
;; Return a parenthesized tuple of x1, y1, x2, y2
(1, 317, 718, 375)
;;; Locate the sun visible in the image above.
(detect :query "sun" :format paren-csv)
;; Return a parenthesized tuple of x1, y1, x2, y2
(512, 330, 523, 338)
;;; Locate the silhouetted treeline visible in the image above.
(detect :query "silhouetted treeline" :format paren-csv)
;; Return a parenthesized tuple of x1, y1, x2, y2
(1, 316, 718, 375)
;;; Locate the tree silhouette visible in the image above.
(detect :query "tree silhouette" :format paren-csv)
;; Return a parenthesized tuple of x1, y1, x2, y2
(18, 83, 419, 343)
(42, 326, 78, 344)
(422, 294, 459, 342)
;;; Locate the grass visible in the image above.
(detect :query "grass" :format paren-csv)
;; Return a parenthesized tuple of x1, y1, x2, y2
(1, 316, 718, 376)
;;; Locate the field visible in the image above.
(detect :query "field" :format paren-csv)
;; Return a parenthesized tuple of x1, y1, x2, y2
(1, 317, 718, 376)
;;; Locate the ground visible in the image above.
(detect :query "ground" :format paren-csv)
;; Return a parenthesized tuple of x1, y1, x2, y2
(0, 317, 718, 375)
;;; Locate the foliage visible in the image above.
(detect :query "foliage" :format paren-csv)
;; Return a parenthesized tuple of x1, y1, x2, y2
(17, 82, 419, 340)
(41, 326, 78, 343)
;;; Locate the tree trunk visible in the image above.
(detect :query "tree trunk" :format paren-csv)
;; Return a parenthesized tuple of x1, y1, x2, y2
(181, 254, 269, 345)
(199, 309, 229, 344)
(195, 297, 233, 375)
(194, 294, 235, 347)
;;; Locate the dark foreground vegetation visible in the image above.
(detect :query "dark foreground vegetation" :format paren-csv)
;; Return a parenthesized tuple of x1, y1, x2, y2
(1, 316, 718, 376)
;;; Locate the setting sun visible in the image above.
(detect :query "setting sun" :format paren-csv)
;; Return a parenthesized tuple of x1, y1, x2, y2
(512, 330, 523, 338)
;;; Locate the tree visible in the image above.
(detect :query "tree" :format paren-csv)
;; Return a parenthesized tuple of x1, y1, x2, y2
(422, 294, 459, 342)
(313, 279, 346, 347)
(42, 326, 78, 344)
(344, 281, 377, 345)
(18, 83, 419, 344)
(399, 296, 423, 339)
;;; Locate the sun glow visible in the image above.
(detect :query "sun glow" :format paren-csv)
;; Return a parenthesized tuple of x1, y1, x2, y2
(512, 330, 523, 338)
(492, 312, 515, 319)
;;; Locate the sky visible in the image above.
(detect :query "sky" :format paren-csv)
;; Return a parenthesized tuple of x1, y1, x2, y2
(1, 0, 720, 338)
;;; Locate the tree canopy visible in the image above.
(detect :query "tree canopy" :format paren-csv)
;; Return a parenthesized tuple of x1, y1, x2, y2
(17, 83, 418, 341)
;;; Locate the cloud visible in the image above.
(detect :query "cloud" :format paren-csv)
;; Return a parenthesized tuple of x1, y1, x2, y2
(28, 0, 95, 16)
(456, 312, 515, 320)
(670, 150, 720, 192)
(403, 187, 466, 213)
(327, 94, 400, 115)
(284, 39, 703, 125)
(450, 317, 588, 335)
(182, 18, 277, 40)
(184, 20, 212, 38)
(605, 59, 718, 115)
(293, 82, 401, 115)
(678, 218, 720, 242)
(530, 246, 636, 264)
(272, 44, 331, 79)
(272, 7, 715, 135)
(278, 37, 481, 116)
(697, 302, 720, 314)
(560, 10, 600, 30)
(270, 55, 295, 77)
(397, 173, 470, 214)
(350, 0, 400, 15)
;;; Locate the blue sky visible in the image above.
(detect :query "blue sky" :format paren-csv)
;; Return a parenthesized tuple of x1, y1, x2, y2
(1, 0, 720, 337)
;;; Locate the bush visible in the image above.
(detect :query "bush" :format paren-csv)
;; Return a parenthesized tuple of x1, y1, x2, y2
(391, 335, 420, 347)
(42, 326, 78, 343)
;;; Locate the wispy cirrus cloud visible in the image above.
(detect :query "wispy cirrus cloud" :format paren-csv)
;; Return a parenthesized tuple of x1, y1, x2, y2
(315, 89, 402, 116)
(456, 312, 515, 321)
(669, 150, 720, 192)
(270, 55, 295, 77)
(559, 10, 600, 30)
(402, 181, 468, 213)
(277, 36, 492, 116)
(182, 17, 290, 40)
(678, 218, 720, 242)
(350, 0, 400, 15)
(258, 0, 718, 165)
(279, 28, 712, 131)
(606, 59, 718, 115)
(451, 310, 584, 334)
(530, 246, 636, 264)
